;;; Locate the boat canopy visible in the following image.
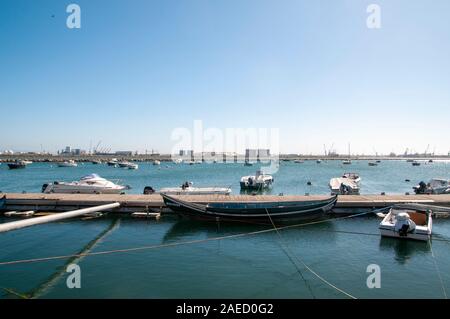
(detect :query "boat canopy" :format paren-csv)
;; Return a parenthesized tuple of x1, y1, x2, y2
(80, 174, 103, 180)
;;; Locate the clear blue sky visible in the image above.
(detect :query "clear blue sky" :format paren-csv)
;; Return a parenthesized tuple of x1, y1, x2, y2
(1, 0, 449, 155)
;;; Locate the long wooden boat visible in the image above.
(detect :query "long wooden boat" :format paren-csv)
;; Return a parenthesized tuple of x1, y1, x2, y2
(161, 194, 338, 222)
(0, 195, 5, 210)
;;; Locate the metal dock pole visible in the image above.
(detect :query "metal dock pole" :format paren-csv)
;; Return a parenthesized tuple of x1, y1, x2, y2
(0, 202, 120, 233)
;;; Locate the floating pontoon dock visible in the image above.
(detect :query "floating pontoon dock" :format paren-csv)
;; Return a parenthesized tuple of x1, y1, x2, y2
(1, 193, 450, 215)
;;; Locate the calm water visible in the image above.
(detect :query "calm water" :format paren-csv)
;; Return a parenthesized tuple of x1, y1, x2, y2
(1, 160, 450, 298)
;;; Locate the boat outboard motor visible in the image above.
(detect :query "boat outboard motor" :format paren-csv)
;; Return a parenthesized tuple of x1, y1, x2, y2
(394, 212, 416, 237)
(143, 186, 155, 194)
(413, 181, 427, 194)
(41, 183, 49, 193)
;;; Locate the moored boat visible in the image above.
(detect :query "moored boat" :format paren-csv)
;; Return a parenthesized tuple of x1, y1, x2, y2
(240, 170, 274, 190)
(329, 173, 361, 195)
(107, 158, 118, 166)
(57, 160, 78, 167)
(118, 161, 138, 169)
(413, 178, 450, 195)
(379, 205, 432, 241)
(151, 182, 232, 195)
(161, 193, 338, 222)
(7, 160, 27, 169)
(0, 195, 5, 209)
(342, 159, 352, 165)
(42, 174, 130, 194)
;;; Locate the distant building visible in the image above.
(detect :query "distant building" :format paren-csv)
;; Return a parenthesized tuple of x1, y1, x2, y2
(245, 149, 271, 162)
(179, 150, 193, 157)
(60, 146, 86, 156)
(115, 151, 133, 156)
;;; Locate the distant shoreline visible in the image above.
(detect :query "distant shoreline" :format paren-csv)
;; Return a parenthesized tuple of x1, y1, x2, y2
(1, 154, 449, 163)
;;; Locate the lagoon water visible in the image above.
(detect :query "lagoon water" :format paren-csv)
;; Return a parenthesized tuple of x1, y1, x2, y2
(1, 160, 450, 298)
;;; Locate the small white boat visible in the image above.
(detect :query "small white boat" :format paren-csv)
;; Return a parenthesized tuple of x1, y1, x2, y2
(329, 173, 361, 195)
(342, 159, 352, 165)
(42, 174, 129, 194)
(413, 178, 450, 195)
(4, 210, 35, 217)
(173, 159, 183, 164)
(240, 170, 274, 190)
(57, 160, 78, 167)
(22, 160, 33, 165)
(379, 206, 432, 241)
(153, 160, 161, 165)
(294, 159, 304, 163)
(118, 161, 138, 169)
(342, 172, 361, 184)
(107, 158, 118, 166)
(127, 163, 139, 170)
(157, 182, 232, 195)
(329, 178, 360, 195)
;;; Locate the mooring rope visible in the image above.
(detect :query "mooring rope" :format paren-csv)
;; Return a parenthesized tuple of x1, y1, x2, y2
(265, 208, 357, 299)
(428, 240, 448, 299)
(0, 210, 376, 267)
(263, 209, 316, 298)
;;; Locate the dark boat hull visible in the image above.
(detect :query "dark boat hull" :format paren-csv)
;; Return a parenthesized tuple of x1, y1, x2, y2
(162, 194, 337, 223)
(0, 195, 5, 210)
(7, 163, 26, 169)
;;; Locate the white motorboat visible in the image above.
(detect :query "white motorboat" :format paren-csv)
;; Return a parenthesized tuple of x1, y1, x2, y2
(42, 174, 129, 194)
(127, 163, 139, 170)
(152, 182, 232, 195)
(342, 159, 352, 165)
(342, 172, 361, 184)
(294, 159, 304, 163)
(413, 178, 450, 195)
(107, 158, 118, 166)
(118, 161, 138, 169)
(153, 160, 161, 165)
(329, 173, 361, 195)
(173, 159, 183, 164)
(22, 160, 33, 165)
(240, 170, 274, 190)
(379, 206, 432, 241)
(57, 160, 78, 167)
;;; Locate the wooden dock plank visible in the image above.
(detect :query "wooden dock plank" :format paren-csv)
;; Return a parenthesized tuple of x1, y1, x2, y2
(2, 193, 450, 214)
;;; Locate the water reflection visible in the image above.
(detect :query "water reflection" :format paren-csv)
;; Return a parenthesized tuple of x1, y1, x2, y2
(161, 216, 338, 244)
(379, 237, 431, 264)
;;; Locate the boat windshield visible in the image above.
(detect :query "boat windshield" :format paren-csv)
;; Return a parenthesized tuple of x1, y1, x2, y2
(81, 174, 102, 180)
